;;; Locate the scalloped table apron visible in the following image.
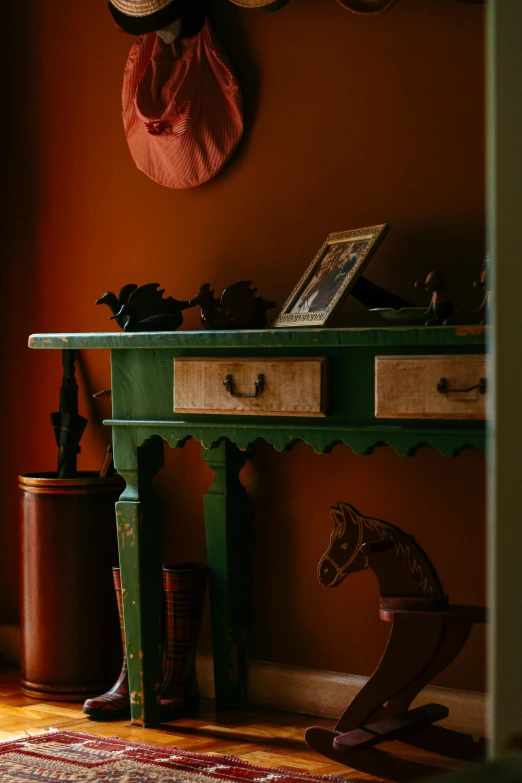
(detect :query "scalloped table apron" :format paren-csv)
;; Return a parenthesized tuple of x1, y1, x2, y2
(123, 22, 244, 189)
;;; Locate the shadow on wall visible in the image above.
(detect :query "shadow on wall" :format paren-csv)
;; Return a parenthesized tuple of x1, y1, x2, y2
(206, 0, 263, 176)
(0, 0, 41, 627)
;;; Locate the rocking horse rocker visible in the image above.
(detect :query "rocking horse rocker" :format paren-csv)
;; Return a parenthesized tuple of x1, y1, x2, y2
(305, 502, 487, 781)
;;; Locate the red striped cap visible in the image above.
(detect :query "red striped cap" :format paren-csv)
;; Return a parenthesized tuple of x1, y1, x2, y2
(122, 22, 244, 189)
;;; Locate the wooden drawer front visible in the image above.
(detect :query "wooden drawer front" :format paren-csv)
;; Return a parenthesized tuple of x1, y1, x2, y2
(375, 355, 487, 420)
(174, 357, 327, 416)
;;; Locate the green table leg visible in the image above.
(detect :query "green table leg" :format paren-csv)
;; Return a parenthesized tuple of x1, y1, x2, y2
(202, 440, 253, 708)
(113, 431, 164, 727)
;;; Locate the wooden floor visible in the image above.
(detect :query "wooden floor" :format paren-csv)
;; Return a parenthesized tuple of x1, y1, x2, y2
(0, 665, 461, 781)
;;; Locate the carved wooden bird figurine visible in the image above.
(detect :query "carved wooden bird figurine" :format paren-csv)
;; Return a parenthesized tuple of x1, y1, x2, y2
(110, 283, 193, 332)
(96, 283, 138, 329)
(190, 281, 275, 330)
(414, 270, 456, 326)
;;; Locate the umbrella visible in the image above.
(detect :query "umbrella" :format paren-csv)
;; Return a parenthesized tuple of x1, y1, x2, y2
(50, 350, 88, 478)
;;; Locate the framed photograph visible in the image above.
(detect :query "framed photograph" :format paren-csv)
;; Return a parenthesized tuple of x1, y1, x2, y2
(273, 223, 389, 327)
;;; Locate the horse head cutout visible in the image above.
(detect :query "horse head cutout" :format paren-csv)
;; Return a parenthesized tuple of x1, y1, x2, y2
(318, 502, 447, 610)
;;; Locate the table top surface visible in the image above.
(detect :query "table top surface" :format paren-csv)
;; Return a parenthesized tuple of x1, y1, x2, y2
(28, 326, 488, 455)
(28, 326, 487, 351)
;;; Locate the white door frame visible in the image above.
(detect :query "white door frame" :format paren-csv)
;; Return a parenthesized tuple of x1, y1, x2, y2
(486, 0, 522, 755)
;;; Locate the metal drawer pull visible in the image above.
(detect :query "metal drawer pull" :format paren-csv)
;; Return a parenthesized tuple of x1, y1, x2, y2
(436, 377, 487, 395)
(223, 373, 265, 398)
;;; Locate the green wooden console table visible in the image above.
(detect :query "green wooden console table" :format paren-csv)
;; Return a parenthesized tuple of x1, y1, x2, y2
(29, 326, 487, 727)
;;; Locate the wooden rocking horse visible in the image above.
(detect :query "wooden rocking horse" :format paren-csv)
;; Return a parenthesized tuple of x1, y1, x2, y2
(305, 502, 487, 781)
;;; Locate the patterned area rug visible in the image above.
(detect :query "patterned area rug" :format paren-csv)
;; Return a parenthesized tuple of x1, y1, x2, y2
(0, 731, 347, 782)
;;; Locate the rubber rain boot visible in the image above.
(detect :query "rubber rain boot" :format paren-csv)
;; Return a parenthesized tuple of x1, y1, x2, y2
(83, 567, 130, 720)
(160, 562, 208, 720)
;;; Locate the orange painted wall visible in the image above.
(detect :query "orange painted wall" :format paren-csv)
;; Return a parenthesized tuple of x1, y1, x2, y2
(2, 0, 485, 691)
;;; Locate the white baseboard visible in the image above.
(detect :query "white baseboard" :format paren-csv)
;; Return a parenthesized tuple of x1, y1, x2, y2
(196, 653, 487, 738)
(0, 625, 485, 736)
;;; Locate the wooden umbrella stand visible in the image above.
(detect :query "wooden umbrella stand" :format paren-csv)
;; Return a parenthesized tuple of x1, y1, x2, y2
(19, 472, 124, 700)
(19, 350, 123, 701)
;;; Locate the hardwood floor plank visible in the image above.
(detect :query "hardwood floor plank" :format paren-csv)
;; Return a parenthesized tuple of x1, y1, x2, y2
(0, 666, 465, 781)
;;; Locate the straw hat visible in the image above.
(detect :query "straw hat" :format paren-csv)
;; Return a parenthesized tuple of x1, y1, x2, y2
(336, 0, 480, 13)
(122, 22, 244, 189)
(228, 0, 290, 10)
(229, 0, 394, 12)
(108, 0, 204, 35)
(335, 0, 397, 12)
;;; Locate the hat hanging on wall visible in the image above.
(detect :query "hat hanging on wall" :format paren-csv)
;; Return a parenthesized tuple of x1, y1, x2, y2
(227, 0, 290, 12)
(108, 0, 205, 35)
(122, 21, 244, 189)
(335, 0, 397, 11)
(337, 0, 484, 10)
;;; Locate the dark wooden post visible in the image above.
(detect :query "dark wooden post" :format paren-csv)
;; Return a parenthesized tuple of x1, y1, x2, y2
(202, 440, 253, 708)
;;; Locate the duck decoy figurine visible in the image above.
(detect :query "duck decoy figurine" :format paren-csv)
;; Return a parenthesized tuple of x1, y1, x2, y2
(109, 282, 194, 332)
(96, 283, 138, 329)
(190, 281, 276, 330)
(414, 270, 457, 326)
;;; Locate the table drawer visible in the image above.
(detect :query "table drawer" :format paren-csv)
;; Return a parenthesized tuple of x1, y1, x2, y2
(375, 355, 487, 420)
(174, 357, 327, 416)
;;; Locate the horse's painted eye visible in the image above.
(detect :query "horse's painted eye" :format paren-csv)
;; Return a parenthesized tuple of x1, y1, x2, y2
(341, 543, 348, 550)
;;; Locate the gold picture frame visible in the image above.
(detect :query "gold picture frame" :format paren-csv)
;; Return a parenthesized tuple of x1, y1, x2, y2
(273, 223, 389, 327)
